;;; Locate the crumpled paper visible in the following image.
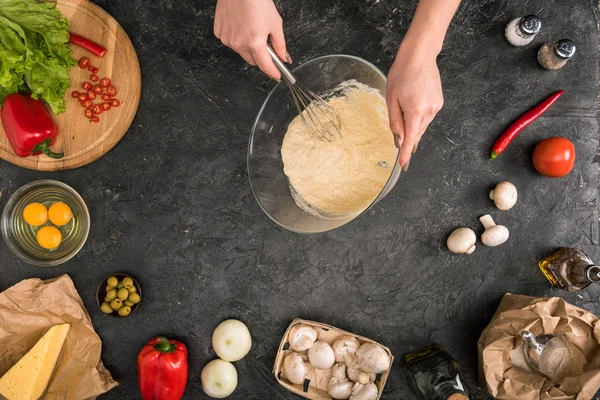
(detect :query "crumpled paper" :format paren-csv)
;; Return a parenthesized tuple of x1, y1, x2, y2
(0, 274, 118, 399)
(478, 293, 600, 400)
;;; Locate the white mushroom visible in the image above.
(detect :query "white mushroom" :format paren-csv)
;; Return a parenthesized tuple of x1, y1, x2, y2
(489, 181, 518, 210)
(288, 324, 318, 351)
(446, 227, 476, 254)
(332, 336, 361, 362)
(328, 363, 354, 399)
(480, 214, 509, 247)
(283, 353, 313, 385)
(349, 382, 378, 400)
(344, 353, 375, 383)
(355, 343, 391, 374)
(308, 341, 335, 369)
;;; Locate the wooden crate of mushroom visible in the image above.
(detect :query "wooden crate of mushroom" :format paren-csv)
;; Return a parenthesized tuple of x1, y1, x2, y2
(273, 319, 394, 400)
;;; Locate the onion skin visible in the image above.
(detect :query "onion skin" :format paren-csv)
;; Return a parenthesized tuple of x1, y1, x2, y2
(201, 359, 238, 399)
(212, 319, 252, 362)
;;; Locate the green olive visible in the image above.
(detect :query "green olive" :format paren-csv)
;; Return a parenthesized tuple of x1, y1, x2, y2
(122, 277, 134, 288)
(118, 306, 131, 317)
(105, 289, 117, 301)
(128, 293, 141, 304)
(124, 300, 134, 307)
(100, 302, 113, 314)
(107, 276, 118, 287)
(117, 281, 124, 289)
(117, 288, 129, 300)
(128, 285, 137, 293)
(110, 298, 123, 310)
(105, 285, 115, 292)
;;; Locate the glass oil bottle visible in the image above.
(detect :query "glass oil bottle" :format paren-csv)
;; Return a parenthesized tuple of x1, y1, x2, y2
(538, 248, 600, 292)
(402, 344, 470, 400)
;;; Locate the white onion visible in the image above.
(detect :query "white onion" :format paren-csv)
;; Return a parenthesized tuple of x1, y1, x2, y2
(201, 359, 238, 399)
(212, 319, 252, 362)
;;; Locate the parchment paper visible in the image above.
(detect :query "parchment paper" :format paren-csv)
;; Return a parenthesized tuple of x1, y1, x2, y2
(0, 274, 118, 399)
(478, 293, 600, 400)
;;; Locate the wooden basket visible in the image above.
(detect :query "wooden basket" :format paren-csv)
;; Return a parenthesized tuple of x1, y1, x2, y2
(273, 319, 394, 400)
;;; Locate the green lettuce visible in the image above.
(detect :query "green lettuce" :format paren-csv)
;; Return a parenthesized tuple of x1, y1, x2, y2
(0, 0, 76, 114)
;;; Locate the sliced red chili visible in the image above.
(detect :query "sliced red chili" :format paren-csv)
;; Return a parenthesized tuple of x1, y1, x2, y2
(92, 104, 103, 114)
(71, 91, 80, 98)
(78, 57, 90, 69)
(101, 94, 111, 101)
(93, 85, 103, 94)
(111, 98, 120, 107)
(91, 67, 99, 74)
(90, 74, 99, 82)
(87, 91, 96, 100)
(100, 77, 111, 87)
(92, 116, 100, 123)
(69, 33, 107, 58)
(82, 82, 92, 90)
(78, 93, 88, 103)
(106, 85, 117, 97)
(82, 100, 94, 109)
(85, 109, 93, 118)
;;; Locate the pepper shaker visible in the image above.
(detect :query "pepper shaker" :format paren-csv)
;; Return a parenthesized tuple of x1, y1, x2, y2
(537, 39, 576, 70)
(505, 15, 541, 46)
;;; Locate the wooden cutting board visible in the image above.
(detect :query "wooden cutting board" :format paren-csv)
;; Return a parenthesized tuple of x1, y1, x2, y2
(0, 0, 142, 171)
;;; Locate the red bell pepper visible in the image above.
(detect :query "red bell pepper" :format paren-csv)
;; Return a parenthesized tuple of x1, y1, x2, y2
(1, 93, 63, 158)
(138, 336, 188, 400)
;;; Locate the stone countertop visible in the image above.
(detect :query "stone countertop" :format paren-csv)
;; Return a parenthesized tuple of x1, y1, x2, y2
(0, 0, 599, 398)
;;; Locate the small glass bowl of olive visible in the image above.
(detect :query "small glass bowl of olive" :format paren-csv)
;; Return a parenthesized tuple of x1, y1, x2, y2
(96, 273, 142, 317)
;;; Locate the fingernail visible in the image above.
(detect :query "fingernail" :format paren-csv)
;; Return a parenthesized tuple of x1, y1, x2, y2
(412, 143, 418, 154)
(286, 52, 293, 64)
(402, 161, 410, 172)
(394, 135, 400, 149)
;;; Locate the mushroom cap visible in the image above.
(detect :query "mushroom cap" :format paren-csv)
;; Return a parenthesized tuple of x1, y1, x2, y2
(308, 341, 335, 369)
(447, 227, 477, 254)
(332, 336, 361, 362)
(283, 352, 306, 385)
(350, 382, 378, 400)
(490, 181, 518, 210)
(481, 225, 509, 246)
(329, 379, 354, 399)
(355, 343, 391, 374)
(288, 324, 318, 351)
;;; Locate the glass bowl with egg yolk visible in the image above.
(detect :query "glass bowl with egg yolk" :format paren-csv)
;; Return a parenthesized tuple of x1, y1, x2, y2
(1, 180, 90, 266)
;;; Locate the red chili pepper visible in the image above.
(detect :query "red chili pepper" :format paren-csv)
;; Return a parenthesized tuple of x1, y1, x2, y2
(69, 33, 107, 57)
(490, 90, 564, 159)
(0, 93, 63, 158)
(137, 336, 188, 400)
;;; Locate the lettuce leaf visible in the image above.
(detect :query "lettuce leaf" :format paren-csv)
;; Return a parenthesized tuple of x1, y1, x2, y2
(0, 0, 76, 114)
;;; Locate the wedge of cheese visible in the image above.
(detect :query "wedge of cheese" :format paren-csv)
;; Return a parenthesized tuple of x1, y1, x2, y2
(0, 323, 70, 400)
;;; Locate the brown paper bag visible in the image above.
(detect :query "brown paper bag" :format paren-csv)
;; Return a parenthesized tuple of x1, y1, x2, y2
(0, 274, 118, 399)
(478, 293, 600, 400)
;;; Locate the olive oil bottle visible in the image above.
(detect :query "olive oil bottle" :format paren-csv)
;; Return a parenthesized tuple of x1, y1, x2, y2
(538, 248, 600, 292)
(402, 344, 470, 400)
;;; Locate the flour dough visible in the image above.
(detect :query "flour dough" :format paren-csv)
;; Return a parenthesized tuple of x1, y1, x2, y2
(281, 80, 397, 218)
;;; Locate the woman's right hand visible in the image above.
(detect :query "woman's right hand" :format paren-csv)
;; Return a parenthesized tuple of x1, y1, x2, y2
(214, 0, 290, 80)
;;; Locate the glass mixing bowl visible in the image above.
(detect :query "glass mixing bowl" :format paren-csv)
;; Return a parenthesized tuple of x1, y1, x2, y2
(1, 180, 90, 266)
(248, 55, 401, 233)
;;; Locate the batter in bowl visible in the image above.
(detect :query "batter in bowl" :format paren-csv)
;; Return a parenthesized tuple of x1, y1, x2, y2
(281, 80, 398, 218)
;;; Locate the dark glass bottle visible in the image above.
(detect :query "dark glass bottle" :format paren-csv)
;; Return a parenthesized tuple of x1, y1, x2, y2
(402, 344, 470, 400)
(538, 248, 600, 292)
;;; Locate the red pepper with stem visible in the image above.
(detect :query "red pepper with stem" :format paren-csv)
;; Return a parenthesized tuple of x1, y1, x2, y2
(138, 336, 188, 400)
(490, 90, 564, 159)
(1, 93, 63, 158)
(69, 33, 107, 57)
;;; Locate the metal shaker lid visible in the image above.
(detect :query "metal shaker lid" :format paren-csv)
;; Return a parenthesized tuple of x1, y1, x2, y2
(519, 15, 541, 35)
(586, 265, 600, 281)
(554, 39, 576, 59)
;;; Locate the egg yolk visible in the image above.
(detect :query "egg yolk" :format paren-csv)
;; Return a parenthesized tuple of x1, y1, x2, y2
(48, 202, 73, 226)
(36, 226, 62, 250)
(23, 203, 48, 226)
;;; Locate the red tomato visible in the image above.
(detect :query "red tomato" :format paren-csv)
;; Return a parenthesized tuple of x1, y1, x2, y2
(87, 91, 96, 100)
(101, 94, 111, 101)
(78, 57, 90, 69)
(92, 104, 103, 114)
(82, 100, 94, 109)
(85, 108, 93, 118)
(111, 98, 120, 107)
(90, 74, 99, 82)
(93, 85, 103, 94)
(82, 82, 92, 91)
(532, 136, 576, 178)
(78, 93, 88, 103)
(92, 116, 100, 123)
(71, 91, 80, 98)
(100, 77, 111, 87)
(106, 85, 117, 97)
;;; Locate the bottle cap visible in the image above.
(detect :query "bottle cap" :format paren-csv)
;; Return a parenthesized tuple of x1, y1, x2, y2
(585, 265, 600, 282)
(519, 15, 541, 35)
(554, 39, 576, 59)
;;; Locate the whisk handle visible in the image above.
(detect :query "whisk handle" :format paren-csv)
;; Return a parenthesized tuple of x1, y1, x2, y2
(267, 44, 296, 86)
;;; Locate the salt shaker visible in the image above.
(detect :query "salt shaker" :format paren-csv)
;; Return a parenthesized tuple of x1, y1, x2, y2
(505, 15, 541, 46)
(537, 39, 576, 70)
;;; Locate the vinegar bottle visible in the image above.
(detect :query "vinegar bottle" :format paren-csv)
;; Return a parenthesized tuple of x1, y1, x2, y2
(538, 248, 600, 292)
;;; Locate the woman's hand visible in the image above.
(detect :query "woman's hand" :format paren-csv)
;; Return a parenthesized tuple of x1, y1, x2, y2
(214, 0, 289, 80)
(386, 45, 444, 171)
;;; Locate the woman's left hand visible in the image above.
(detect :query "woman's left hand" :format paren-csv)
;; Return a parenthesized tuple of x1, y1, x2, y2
(386, 46, 444, 171)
